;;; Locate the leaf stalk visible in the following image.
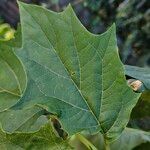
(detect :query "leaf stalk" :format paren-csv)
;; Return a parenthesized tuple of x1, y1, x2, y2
(76, 133, 98, 150)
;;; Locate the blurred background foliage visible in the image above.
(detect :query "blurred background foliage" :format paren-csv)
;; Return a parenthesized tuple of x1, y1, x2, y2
(0, 0, 149, 67)
(0, 0, 149, 149)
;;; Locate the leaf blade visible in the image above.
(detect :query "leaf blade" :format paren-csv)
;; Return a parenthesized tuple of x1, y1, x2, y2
(0, 2, 140, 143)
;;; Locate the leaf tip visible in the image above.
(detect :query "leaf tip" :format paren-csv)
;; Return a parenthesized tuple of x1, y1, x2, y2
(63, 3, 74, 14)
(67, 3, 72, 8)
(17, 0, 24, 6)
(109, 23, 116, 33)
(17, 0, 29, 10)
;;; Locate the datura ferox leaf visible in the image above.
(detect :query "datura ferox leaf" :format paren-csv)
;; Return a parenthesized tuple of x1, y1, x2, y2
(0, 2, 141, 142)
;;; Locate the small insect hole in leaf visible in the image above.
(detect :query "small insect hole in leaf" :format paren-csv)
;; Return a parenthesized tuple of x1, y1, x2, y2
(51, 118, 68, 140)
(71, 71, 76, 76)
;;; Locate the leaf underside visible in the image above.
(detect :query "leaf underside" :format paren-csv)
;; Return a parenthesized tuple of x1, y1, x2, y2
(110, 128, 150, 150)
(71, 128, 150, 150)
(125, 65, 150, 90)
(0, 2, 140, 142)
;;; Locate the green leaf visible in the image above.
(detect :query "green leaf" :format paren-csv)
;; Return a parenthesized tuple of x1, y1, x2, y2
(0, 2, 140, 142)
(110, 128, 150, 150)
(16, 2, 140, 140)
(125, 65, 150, 90)
(0, 106, 49, 133)
(70, 128, 150, 150)
(0, 43, 26, 112)
(0, 120, 73, 150)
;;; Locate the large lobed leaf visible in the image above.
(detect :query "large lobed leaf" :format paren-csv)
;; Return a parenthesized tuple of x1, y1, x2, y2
(0, 2, 140, 143)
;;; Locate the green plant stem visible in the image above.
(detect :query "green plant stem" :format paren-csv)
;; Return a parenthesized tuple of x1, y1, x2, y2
(105, 144, 110, 150)
(104, 139, 110, 150)
(76, 133, 98, 150)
